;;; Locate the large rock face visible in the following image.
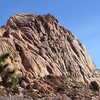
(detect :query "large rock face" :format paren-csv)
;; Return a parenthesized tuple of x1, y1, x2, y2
(0, 14, 100, 85)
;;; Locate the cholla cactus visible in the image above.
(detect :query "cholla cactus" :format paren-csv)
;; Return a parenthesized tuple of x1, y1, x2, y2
(7, 70, 22, 86)
(0, 52, 10, 74)
(0, 52, 23, 88)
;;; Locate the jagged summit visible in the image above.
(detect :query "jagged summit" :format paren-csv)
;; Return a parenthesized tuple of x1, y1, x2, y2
(7, 13, 59, 27)
(0, 14, 100, 99)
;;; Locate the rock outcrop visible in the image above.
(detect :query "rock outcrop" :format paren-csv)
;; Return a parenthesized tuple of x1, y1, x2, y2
(0, 14, 100, 99)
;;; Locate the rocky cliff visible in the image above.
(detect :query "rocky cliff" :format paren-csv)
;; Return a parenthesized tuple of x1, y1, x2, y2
(0, 14, 100, 99)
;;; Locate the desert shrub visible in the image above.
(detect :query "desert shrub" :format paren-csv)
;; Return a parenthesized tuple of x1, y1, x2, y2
(0, 52, 23, 88)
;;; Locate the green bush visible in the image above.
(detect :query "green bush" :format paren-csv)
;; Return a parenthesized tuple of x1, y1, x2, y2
(0, 52, 23, 88)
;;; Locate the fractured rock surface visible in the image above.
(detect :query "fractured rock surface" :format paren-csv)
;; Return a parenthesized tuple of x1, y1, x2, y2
(0, 13, 100, 99)
(0, 14, 99, 83)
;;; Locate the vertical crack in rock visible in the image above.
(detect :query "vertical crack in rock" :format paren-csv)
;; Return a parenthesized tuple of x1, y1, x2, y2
(14, 42, 31, 71)
(79, 65, 87, 83)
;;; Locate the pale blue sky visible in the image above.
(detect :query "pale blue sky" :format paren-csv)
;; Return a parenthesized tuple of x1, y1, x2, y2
(0, 0, 100, 68)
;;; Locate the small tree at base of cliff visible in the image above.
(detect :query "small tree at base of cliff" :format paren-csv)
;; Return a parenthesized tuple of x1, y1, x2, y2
(0, 52, 23, 89)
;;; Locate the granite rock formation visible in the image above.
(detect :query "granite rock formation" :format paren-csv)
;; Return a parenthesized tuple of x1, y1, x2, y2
(0, 14, 100, 99)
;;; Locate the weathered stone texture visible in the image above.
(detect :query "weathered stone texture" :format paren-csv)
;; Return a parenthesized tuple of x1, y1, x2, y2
(0, 13, 100, 84)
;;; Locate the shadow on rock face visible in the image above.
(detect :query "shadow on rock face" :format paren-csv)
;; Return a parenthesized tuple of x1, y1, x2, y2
(90, 81, 99, 92)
